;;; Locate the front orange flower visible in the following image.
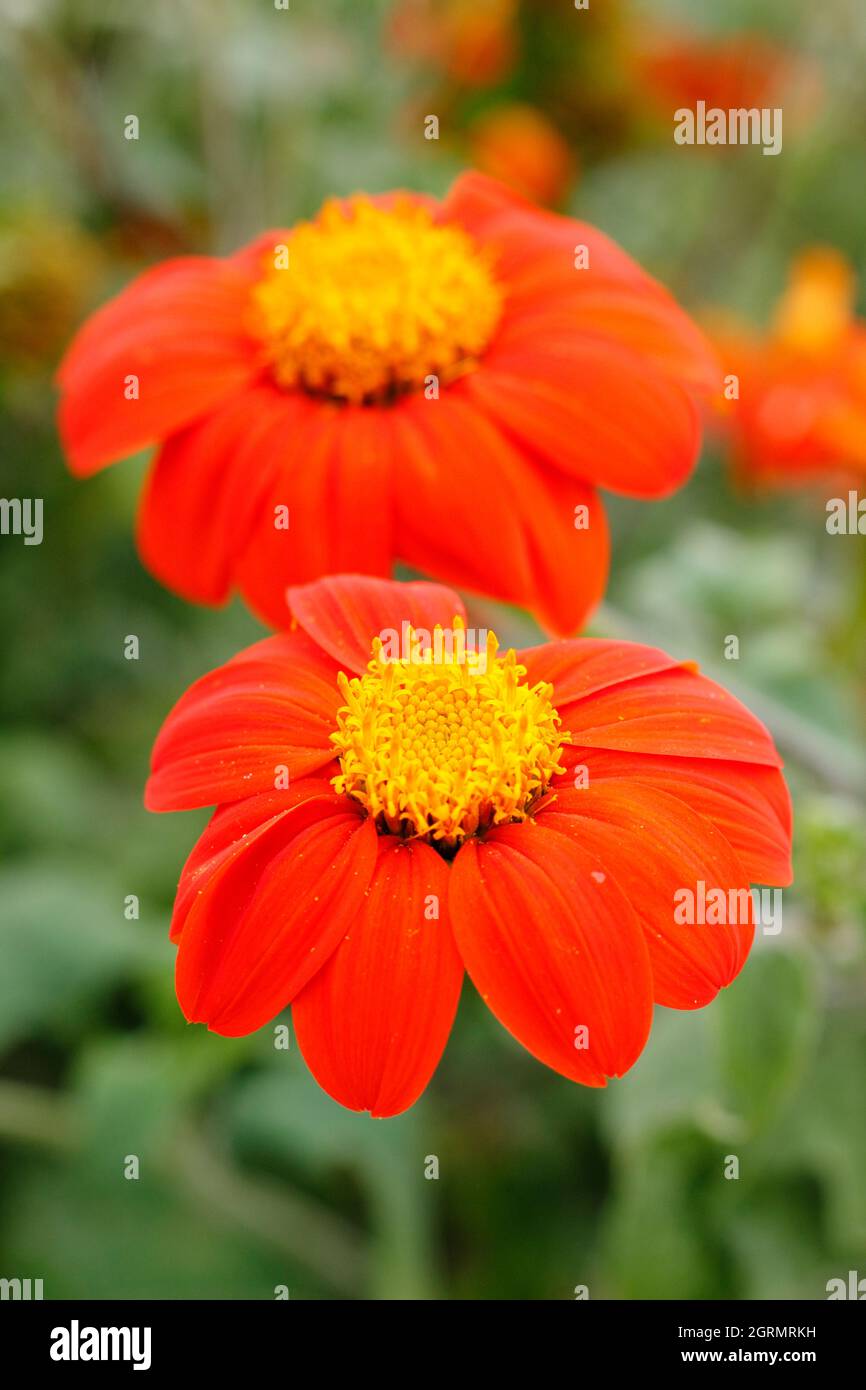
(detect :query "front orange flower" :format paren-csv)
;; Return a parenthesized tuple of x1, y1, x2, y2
(57, 172, 716, 636)
(712, 249, 866, 486)
(145, 575, 792, 1117)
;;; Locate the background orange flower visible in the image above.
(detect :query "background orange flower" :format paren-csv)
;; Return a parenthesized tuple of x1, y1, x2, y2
(57, 173, 715, 635)
(710, 250, 866, 486)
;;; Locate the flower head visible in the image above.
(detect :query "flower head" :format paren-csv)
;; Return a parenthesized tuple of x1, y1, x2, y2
(146, 576, 792, 1117)
(712, 249, 866, 486)
(58, 172, 716, 635)
(388, 0, 518, 89)
(632, 26, 820, 125)
(467, 103, 575, 206)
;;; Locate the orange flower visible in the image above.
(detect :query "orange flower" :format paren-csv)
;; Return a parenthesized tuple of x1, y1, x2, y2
(631, 26, 821, 125)
(468, 103, 575, 206)
(57, 173, 715, 635)
(146, 575, 792, 1117)
(711, 249, 866, 486)
(388, 0, 518, 88)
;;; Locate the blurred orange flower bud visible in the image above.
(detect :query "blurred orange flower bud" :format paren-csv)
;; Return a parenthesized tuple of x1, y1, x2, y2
(389, 0, 518, 88)
(468, 103, 576, 206)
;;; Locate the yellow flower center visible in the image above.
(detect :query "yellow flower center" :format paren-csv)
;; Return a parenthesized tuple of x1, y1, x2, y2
(773, 248, 854, 356)
(250, 196, 502, 405)
(331, 622, 566, 849)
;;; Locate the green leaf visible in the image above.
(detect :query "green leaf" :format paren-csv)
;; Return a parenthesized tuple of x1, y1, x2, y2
(713, 945, 819, 1132)
(0, 862, 168, 1048)
(1, 1158, 292, 1300)
(601, 1006, 726, 1149)
(601, 1135, 722, 1299)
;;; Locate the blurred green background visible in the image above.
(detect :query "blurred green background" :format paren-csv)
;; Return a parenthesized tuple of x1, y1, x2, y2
(0, 0, 864, 1300)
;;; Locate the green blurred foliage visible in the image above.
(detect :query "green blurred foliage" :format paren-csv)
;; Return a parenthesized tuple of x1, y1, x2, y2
(0, 0, 864, 1300)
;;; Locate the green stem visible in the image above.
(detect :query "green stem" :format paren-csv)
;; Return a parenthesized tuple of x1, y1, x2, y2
(0, 1080, 367, 1296)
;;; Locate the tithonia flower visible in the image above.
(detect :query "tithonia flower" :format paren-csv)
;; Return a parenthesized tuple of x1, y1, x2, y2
(145, 575, 792, 1117)
(388, 0, 519, 89)
(711, 249, 866, 486)
(630, 25, 822, 130)
(57, 172, 716, 635)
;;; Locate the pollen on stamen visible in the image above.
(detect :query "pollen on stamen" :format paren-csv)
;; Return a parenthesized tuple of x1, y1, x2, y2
(249, 196, 503, 406)
(330, 619, 567, 851)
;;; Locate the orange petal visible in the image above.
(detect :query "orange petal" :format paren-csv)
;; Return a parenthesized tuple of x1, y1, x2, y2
(520, 637, 683, 705)
(465, 341, 702, 498)
(557, 748, 792, 887)
(392, 389, 609, 635)
(145, 630, 341, 811)
(137, 382, 313, 606)
(445, 170, 717, 391)
(57, 257, 259, 475)
(444, 172, 654, 289)
(287, 575, 466, 674)
(169, 779, 339, 942)
(450, 821, 653, 1086)
(176, 800, 377, 1036)
(293, 838, 463, 1117)
(553, 662, 783, 767)
(541, 784, 755, 1009)
(236, 403, 396, 627)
